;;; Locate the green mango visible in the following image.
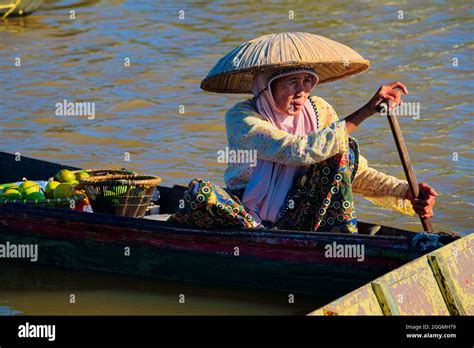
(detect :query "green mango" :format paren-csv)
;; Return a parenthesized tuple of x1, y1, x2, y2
(2, 188, 22, 199)
(19, 180, 40, 198)
(27, 192, 46, 200)
(55, 169, 76, 183)
(45, 181, 61, 199)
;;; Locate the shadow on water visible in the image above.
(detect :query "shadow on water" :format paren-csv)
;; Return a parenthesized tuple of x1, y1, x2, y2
(0, 260, 330, 315)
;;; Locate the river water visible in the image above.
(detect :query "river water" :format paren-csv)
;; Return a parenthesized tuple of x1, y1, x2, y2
(0, 0, 472, 315)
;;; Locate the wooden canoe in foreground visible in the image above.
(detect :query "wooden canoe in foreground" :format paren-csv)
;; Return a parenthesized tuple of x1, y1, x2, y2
(308, 233, 473, 315)
(0, 151, 461, 298)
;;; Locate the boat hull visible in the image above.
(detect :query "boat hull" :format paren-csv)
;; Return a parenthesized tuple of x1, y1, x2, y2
(0, 151, 458, 296)
(0, 203, 441, 297)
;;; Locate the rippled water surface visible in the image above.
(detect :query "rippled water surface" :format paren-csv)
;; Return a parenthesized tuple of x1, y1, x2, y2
(0, 0, 472, 314)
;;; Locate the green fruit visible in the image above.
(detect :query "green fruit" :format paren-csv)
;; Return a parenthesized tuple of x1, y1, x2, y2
(27, 192, 46, 200)
(66, 180, 79, 186)
(75, 171, 90, 181)
(2, 189, 22, 199)
(45, 181, 61, 198)
(55, 169, 76, 183)
(54, 183, 75, 199)
(19, 180, 40, 198)
(1, 183, 19, 191)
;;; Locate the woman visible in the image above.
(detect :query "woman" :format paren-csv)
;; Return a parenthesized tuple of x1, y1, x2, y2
(172, 33, 436, 232)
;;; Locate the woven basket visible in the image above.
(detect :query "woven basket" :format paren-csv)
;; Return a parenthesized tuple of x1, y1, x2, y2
(81, 174, 161, 218)
(71, 168, 135, 178)
(72, 169, 136, 190)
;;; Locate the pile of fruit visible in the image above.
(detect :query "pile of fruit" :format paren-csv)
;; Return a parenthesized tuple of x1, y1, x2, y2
(0, 169, 91, 201)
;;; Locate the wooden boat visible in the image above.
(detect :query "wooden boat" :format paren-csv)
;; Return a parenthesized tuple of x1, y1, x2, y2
(0, 0, 43, 18)
(308, 234, 473, 315)
(0, 151, 460, 298)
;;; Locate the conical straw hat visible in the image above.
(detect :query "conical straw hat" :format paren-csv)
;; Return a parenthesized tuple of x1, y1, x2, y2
(201, 32, 370, 94)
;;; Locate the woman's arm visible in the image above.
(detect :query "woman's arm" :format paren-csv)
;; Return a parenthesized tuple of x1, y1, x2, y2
(353, 154, 437, 218)
(347, 81, 437, 217)
(352, 154, 416, 216)
(344, 81, 409, 133)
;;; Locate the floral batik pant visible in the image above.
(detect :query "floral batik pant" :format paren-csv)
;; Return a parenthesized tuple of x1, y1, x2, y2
(171, 137, 360, 233)
(275, 137, 360, 233)
(170, 178, 257, 228)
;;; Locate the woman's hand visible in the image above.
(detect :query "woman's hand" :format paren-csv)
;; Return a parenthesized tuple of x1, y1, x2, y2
(405, 183, 438, 218)
(366, 81, 409, 115)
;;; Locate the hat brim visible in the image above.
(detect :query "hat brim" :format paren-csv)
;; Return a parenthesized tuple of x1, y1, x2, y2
(201, 60, 370, 94)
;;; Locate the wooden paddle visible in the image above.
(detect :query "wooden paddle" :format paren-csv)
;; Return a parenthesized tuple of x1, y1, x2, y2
(377, 100, 434, 232)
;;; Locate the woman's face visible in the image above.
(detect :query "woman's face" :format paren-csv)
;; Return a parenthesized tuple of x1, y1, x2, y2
(271, 72, 316, 116)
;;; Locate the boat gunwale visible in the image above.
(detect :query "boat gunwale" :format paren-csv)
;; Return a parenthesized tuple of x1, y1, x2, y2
(0, 202, 414, 243)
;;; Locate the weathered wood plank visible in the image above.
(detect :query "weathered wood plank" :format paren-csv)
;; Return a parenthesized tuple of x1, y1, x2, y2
(316, 283, 383, 315)
(371, 256, 450, 315)
(307, 308, 325, 316)
(427, 234, 473, 315)
(308, 235, 472, 316)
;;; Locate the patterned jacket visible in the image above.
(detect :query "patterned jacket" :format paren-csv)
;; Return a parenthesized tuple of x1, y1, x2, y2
(224, 95, 416, 216)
